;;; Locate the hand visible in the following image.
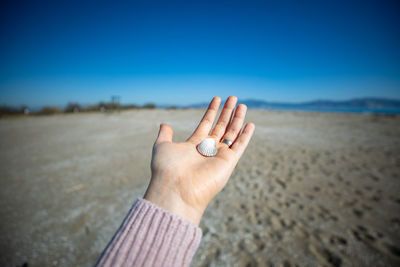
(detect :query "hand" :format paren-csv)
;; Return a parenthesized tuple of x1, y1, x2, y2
(144, 96, 255, 224)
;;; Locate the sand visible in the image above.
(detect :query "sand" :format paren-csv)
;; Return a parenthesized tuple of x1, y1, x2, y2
(0, 109, 399, 267)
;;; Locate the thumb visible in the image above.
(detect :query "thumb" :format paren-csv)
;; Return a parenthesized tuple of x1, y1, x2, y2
(154, 123, 173, 145)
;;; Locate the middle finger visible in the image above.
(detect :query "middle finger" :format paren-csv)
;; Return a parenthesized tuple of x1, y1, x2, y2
(210, 96, 237, 140)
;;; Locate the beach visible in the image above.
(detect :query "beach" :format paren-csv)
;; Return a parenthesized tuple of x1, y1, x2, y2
(0, 109, 399, 266)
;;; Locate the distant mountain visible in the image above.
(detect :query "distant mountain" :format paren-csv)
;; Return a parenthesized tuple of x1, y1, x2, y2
(186, 98, 400, 114)
(298, 98, 400, 109)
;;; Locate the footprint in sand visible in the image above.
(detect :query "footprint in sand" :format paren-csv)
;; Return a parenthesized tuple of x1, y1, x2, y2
(275, 178, 287, 189)
(309, 244, 343, 267)
(329, 235, 348, 246)
(371, 194, 381, 202)
(349, 225, 385, 247)
(369, 174, 380, 182)
(353, 209, 364, 218)
(354, 189, 364, 196)
(381, 243, 400, 258)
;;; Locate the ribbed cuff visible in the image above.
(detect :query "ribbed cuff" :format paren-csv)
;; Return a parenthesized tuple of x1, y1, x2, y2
(96, 198, 203, 267)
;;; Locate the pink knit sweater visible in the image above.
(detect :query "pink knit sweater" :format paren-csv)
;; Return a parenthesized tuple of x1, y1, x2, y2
(96, 198, 203, 267)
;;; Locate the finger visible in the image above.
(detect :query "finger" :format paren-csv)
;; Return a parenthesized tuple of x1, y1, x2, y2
(210, 96, 237, 140)
(231, 122, 255, 157)
(154, 123, 174, 146)
(221, 104, 247, 144)
(187, 96, 221, 143)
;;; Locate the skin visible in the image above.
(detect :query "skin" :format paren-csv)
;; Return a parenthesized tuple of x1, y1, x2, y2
(144, 96, 255, 225)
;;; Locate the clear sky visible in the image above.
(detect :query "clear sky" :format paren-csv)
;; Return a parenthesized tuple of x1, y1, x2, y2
(0, 0, 399, 107)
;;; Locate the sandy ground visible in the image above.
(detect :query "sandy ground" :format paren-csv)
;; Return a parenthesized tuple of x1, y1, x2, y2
(0, 109, 399, 267)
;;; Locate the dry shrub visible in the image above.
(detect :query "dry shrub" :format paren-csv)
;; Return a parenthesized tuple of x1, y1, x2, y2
(65, 103, 81, 113)
(0, 106, 29, 116)
(37, 106, 63, 115)
(142, 103, 156, 109)
(122, 104, 139, 110)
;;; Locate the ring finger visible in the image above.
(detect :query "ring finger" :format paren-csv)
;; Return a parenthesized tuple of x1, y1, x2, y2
(221, 104, 247, 146)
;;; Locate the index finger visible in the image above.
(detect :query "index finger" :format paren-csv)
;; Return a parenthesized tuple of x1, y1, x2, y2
(187, 97, 221, 144)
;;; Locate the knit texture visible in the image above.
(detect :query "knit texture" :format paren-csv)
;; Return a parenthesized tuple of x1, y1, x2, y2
(96, 198, 203, 267)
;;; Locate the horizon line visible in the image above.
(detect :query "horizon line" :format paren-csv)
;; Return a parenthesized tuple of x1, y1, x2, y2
(1, 96, 400, 110)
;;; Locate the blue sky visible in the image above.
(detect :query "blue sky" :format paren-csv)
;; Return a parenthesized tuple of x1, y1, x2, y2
(0, 0, 399, 107)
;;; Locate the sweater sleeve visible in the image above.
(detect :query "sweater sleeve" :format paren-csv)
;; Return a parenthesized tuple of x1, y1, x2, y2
(95, 198, 203, 267)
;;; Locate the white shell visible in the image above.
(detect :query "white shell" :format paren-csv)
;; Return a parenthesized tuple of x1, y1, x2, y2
(197, 138, 218, 157)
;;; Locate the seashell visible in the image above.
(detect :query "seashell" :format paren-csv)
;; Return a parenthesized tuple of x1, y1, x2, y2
(197, 138, 218, 157)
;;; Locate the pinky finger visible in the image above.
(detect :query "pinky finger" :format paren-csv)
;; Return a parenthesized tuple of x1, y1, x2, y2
(231, 122, 255, 157)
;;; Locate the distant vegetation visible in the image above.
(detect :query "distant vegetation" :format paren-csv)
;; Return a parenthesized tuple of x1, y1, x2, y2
(0, 106, 29, 116)
(0, 101, 159, 117)
(37, 106, 63, 115)
(142, 103, 156, 109)
(4, 97, 398, 117)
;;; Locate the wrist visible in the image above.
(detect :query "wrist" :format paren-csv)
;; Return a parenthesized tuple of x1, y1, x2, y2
(143, 180, 204, 225)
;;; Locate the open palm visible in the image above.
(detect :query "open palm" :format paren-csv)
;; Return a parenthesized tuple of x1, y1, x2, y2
(144, 96, 255, 224)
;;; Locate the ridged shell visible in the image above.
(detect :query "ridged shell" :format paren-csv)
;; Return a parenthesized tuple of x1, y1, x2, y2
(197, 138, 218, 157)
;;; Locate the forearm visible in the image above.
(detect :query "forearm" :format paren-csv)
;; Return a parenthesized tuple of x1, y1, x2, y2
(96, 198, 202, 267)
